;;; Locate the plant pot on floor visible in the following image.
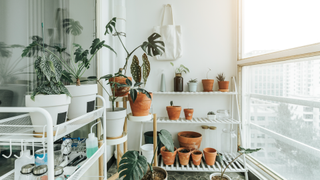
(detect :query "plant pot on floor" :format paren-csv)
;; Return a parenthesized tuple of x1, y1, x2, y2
(202, 79, 214, 92)
(25, 94, 71, 136)
(218, 81, 229, 92)
(142, 166, 168, 180)
(140, 144, 154, 164)
(184, 108, 194, 120)
(128, 92, 153, 116)
(177, 147, 191, 165)
(209, 173, 231, 180)
(160, 146, 177, 165)
(66, 84, 97, 120)
(166, 106, 181, 120)
(191, 150, 203, 166)
(177, 131, 202, 150)
(109, 76, 132, 97)
(144, 131, 163, 152)
(188, 82, 197, 92)
(203, 147, 217, 165)
(105, 107, 126, 138)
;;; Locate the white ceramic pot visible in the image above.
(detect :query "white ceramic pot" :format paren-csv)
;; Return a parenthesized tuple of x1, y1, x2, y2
(66, 84, 97, 120)
(140, 144, 154, 164)
(105, 107, 126, 138)
(188, 82, 197, 92)
(25, 94, 71, 133)
(209, 173, 231, 180)
(207, 114, 216, 120)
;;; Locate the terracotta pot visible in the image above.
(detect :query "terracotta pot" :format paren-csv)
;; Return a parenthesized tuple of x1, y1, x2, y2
(160, 146, 177, 165)
(202, 79, 214, 92)
(177, 131, 202, 150)
(191, 150, 203, 166)
(183, 108, 194, 120)
(109, 76, 132, 97)
(218, 81, 229, 91)
(128, 92, 153, 116)
(203, 147, 217, 165)
(177, 148, 191, 165)
(166, 106, 182, 120)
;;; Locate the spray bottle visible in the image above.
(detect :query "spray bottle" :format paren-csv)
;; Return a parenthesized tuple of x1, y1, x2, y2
(86, 121, 100, 158)
(14, 145, 35, 180)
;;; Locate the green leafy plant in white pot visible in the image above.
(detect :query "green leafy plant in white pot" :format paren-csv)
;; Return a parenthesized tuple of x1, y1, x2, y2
(210, 147, 261, 180)
(22, 45, 71, 136)
(118, 129, 174, 180)
(188, 78, 197, 92)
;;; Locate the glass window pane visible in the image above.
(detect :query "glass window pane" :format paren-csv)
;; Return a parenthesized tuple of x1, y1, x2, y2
(242, 0, 320, 58)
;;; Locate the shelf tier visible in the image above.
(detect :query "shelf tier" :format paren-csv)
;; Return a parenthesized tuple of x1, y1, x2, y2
(106, 132, 128, 145)
(0, 144, 106, 180)
(0, 107, 104, 144)
(158, 152, 246, 173)
(143, 117, 240, 124)
(152, 91, 237, 95)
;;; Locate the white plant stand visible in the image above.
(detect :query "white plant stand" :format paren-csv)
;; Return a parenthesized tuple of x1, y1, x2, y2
(0, 95, 108, 180)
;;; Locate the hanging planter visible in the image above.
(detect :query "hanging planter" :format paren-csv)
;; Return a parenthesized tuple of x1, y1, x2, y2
(177, 131, 202, 150)
(166, 101, 181, 120)
(66, 84, 97, 120)
(160, 146, 177, 165)
(177, 147, 191, 165)
(105, 107, 126, 138)
(26, 94, 71, 136)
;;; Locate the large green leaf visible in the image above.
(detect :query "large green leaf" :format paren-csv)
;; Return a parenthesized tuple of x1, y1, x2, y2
(90, 38, 105, 55)
(130, 55, 141, 83)
(63, 18, 83, 36)
(141, 33, 165, 57)
(118, 151, 148, 180)
(61, 70, 73, 83)
(142, 53, 150, 85)
(159, 129, 174, 152)
(74, 47, 89, 65)
(104, 17, 116, 35)
(137, 88, 151, 100)
(129, 89, 138, 103)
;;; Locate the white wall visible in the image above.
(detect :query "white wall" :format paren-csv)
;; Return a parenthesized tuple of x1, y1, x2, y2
(125, 0, 238, 152)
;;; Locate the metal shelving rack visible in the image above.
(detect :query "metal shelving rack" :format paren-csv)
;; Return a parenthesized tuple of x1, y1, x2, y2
(150, 77, 248, 180)
(0, 95, 108, 180)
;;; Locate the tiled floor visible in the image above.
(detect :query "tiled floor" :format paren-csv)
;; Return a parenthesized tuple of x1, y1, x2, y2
(107, 163, 245, 180)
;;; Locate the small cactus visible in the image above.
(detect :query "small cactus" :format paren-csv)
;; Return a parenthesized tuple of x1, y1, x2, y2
(189, 78, 197, 83)
(170, 101, 173, 106)
(207, 111, 215, 115)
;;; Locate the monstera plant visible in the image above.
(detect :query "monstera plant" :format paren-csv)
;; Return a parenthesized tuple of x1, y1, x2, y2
(119, 129, 174, 180)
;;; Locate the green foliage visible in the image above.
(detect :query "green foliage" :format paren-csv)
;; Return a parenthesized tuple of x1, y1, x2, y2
(104, 17, 116, 35)
(159, 129, 175, 152)
(207, 111, 215, 115)
(118, 151, 148, 180)
(63, 18, 83, 36)
(189, 78, 197, 83)
(170, 101, 173, 106)
(216, 73, 225, 82)
(141, 33, 165, 57)
(170, 62, 190, 74)
(130, 55, 141, 83)
(142, 53, 150, 85)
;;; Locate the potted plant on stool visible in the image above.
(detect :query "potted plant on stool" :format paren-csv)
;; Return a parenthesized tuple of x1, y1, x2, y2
(202, 68, 214, 92)
(210, 147, 261, 180)
(216, 73, 229, 92)
(118, 129, 174, 180)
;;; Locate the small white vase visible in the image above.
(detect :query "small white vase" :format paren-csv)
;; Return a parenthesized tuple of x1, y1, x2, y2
(105, 107, 126, 138)
(66, 84, 97, 120)
(25, 94, 71, 133)
(209, 173, 231, 180)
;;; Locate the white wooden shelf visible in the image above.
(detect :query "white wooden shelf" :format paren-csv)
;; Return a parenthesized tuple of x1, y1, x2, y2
(143, 117, 240, 124)
(152, 91, 237, 95)
(158, 152, 246, 173)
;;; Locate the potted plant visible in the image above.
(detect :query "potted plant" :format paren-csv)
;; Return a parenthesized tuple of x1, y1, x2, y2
(128, 54, 152, 116)
(188, 78, 197, 92)
(207, 111, 216, 120)
(160, 146, 177, 166)
(191, 150, 203, 165)
(166, 101, 181, 120)
(177, 147, 191, 165)
(183, 108, 194, 120)
(105, 17, 164, 96)
(216, 73, 229, 92)
(202, 68, 214, 92)
(22, 20, 117, 120)
(22, 46, 71, 136)
(177, 131, 202, 150)
(203, 147, 217, 165)
(118, 129, 174, 180)
(210, 147, 261, 180)
(170, 62, 189, 92)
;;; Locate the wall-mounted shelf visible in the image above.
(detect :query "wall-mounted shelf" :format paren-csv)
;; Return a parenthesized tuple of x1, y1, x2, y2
(152, 91, 237, 95)
(143, 117, 240, 124)
(158, 152, 246, 173)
